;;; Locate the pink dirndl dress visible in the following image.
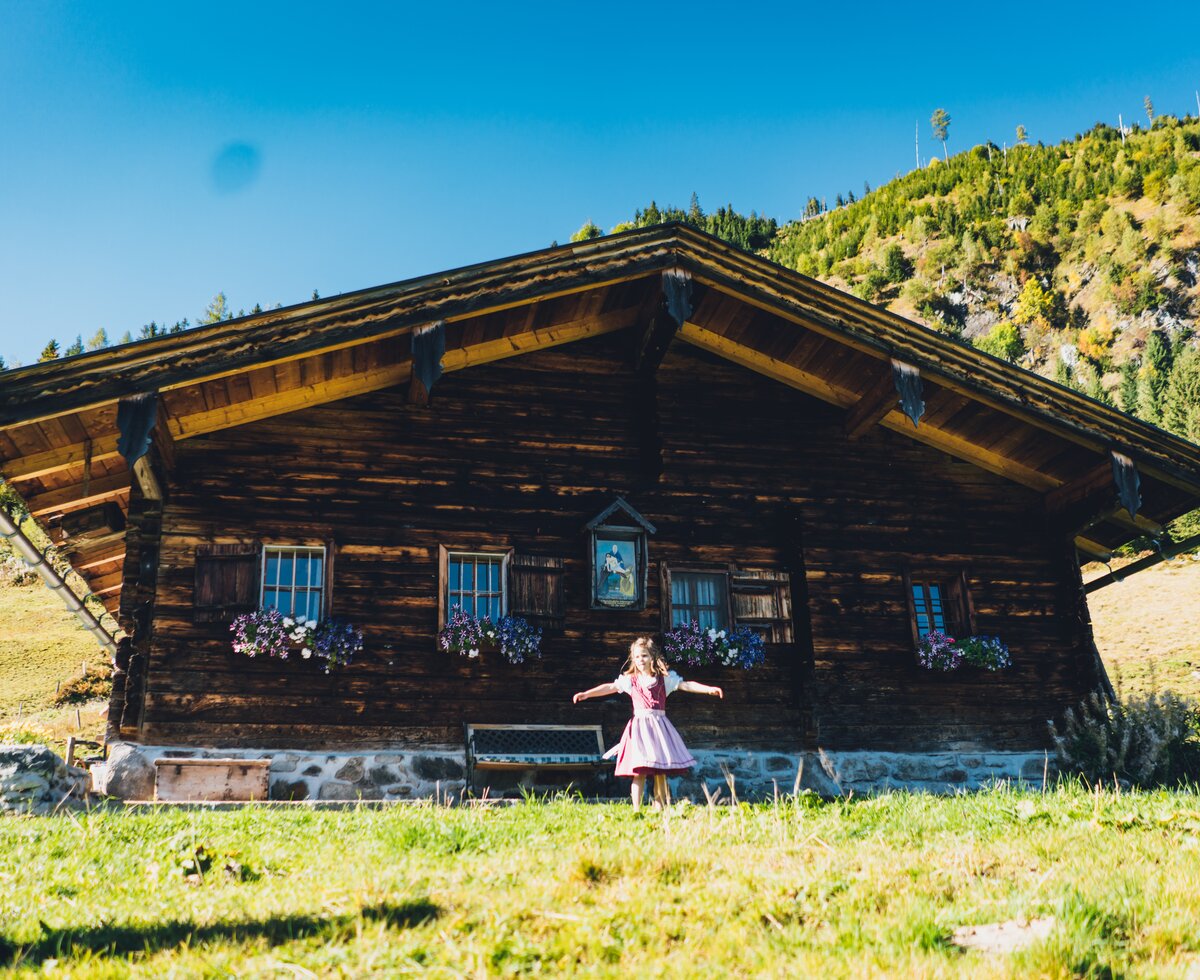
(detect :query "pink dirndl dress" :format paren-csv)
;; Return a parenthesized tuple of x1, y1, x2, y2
(606, 671, 697, 777)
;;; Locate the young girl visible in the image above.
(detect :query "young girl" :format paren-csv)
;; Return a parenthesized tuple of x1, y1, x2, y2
(572, 636, 723, 808)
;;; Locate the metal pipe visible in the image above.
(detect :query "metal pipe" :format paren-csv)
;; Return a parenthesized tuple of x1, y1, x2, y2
(0, 506, 118, 654)
(1085, 531, 1200, 594)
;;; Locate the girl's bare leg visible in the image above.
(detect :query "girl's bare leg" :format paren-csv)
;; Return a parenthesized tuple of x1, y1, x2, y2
(630, 775, 646, 808)
(652, 774, 670, 808)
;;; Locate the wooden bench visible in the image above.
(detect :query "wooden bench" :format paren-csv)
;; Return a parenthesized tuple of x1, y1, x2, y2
(154, 758, 270, 802)
(465, 723, 613, 794)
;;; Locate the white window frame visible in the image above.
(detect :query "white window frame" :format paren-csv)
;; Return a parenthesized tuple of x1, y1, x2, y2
(441, 549, 510, 626)
(667, 568, 732, 631)
(260, 544, 327, 620)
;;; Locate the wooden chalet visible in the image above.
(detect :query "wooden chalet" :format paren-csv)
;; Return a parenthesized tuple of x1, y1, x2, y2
(3, 224, 1199, 797)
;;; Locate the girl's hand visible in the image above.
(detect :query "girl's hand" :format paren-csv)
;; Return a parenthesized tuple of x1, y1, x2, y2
(572, 692, 587, 703)
(712, 687, 724, 699)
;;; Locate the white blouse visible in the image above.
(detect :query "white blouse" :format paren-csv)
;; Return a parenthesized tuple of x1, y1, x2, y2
(614, 670, 682, 695)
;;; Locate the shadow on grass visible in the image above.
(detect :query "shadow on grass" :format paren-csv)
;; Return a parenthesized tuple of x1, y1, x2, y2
(1, 899, 440, 967)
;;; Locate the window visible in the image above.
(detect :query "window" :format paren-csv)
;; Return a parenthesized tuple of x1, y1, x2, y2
(444, 551, 508, 621)
(661, 565, 793, 641)
(670, 571, 730, 630)
(904, 567, 974, 645)
(911, 581, 950, 635)
(261, 545, 326, 621)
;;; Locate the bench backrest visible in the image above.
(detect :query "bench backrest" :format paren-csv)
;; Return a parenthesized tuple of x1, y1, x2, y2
(467, 724, 605, 759)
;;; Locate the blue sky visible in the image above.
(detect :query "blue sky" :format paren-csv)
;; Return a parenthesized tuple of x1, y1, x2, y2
(2, 2, 1199, 366)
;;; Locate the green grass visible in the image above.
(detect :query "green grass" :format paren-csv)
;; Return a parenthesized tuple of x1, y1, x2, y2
(3, 788, 1200, 976)
(0, 581, 104, 718)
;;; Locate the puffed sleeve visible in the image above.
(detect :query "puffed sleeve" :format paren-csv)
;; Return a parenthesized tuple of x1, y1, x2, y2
(665, 670, 683, 695)
(614, 674, 633, 694)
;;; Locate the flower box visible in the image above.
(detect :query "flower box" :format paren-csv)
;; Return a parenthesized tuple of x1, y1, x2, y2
(917, 631, 1011, 673)
(438, 606, 543, 664)
(662, 622, 765, 670)
(230, 610, 363, 672)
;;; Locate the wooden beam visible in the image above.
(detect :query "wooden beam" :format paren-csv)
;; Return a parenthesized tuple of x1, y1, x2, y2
(73, 544, 126, 573)
(843, 366, 898, 440)
(132, 456, 162, 501)
(441, 306, 641, 374)
(167, 362, 411, 440)
(682, 321, 1060, 491)
(1105, 508, 1163, 537)
(879, 412, 1060, 490)
(679, 321, 855, 408)
(26, 472, 131, 517)
(1044, 460, 1113, 515)
(1074, 536, 1112, 562)
(1, 434, 121, 483)
(634, 270, 693, 374)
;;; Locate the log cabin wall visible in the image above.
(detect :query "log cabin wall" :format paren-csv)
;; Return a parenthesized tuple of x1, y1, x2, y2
(134, 334, 1099, 752)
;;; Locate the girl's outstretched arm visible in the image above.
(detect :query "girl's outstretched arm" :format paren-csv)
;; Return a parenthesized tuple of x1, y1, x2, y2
(677, 680, 723, 699)
(573, 682, 620, 704)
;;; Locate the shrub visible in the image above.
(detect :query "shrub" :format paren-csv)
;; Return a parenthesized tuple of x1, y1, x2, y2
(54, 661, 113, 705)
(1048, 690, 1200, 787)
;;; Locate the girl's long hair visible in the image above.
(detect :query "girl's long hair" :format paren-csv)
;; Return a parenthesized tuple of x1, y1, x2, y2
(622, 636, 669, 677)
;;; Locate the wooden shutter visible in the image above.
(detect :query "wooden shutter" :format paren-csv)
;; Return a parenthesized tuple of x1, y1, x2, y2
(194, 543, 261, 623)
(730, 569, 793, 642)
(943, 572, 976, 638)
(509, 555, 565, 625)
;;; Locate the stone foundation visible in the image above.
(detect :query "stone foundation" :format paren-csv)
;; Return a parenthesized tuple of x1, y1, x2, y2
(98, 743, 468, 803)
(96, 742, 1052, 802)
(678, 748, 1052, 799)
(1, 744, 91, 815)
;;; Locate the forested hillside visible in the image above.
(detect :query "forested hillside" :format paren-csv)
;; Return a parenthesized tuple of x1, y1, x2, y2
(600, 117, 1200, 522)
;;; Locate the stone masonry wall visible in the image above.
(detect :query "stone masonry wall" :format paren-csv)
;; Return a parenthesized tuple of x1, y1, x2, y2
(98, 742, 1052, 802)
(0, 745, 91, 815)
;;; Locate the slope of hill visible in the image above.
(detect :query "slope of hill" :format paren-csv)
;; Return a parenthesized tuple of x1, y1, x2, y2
(606, 117, 1200, 466)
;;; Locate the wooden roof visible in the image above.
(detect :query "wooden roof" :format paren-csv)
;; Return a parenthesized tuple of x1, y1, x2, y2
(3, 223, 1199, 619)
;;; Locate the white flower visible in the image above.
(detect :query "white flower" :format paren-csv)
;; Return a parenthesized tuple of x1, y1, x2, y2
(296, 615, 307, 625)
(729, 648, 739, 657)
(283, 617, 295, 628)
(301, 648, 312, 659)
(468, 648, 479, 659)
(707, 628, 717, 640)
(718, 630, 727, 639)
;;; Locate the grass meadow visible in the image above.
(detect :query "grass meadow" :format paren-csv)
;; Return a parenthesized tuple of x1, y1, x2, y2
(3, 787, 1200, 977)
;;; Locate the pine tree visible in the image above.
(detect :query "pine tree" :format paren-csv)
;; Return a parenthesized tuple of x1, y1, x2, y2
(687, 192, 704, 223)
(64, 335, 84, 356)
(0, 355, 7, 371)
(38, 339, 60, 361)
(1119, 359, 1140, 413)
(87, 328, 109, 351)
(118, 330, 133, 344)
(139, 321, 161, 339)
(1163, 345, 1200, 441)
(570, 220, 603, 242)
(930, 108, 951, 161)
(1136, 330, 1173, 422)
(1015, 125, 1029, 146)
(201, 293, 230, 324)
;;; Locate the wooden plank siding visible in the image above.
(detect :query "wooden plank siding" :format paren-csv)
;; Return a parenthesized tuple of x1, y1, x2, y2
(126, 333, 1100, 753)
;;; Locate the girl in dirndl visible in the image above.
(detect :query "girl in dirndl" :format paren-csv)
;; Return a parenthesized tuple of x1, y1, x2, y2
(572, 636, 723, 808)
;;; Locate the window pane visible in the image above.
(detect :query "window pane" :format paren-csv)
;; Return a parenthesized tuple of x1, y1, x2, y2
(306, 592, 321, 622)
(295, 554, 308, 591)
(264, 589, 279, 611)
(265, 555, 280, 587)
(490, 561, 500, 591)
(309, 557, 323, 587)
